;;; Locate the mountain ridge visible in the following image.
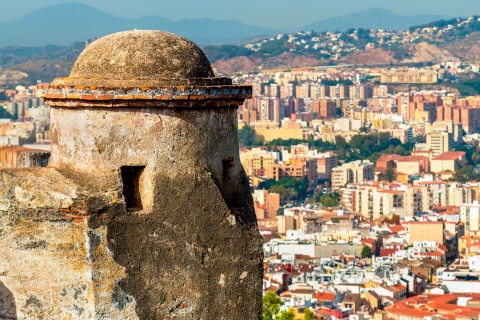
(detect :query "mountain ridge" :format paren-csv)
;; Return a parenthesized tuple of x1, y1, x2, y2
(303, 8, 450, 32)
(0, 2, 276, 46)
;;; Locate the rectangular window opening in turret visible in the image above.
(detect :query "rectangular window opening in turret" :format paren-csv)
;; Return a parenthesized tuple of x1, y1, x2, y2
(121, 166, 145, 212)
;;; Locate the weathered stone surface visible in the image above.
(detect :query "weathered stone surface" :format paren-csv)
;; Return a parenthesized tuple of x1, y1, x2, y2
(0, 147, 50, 168)
(68, 30, 215, 81)
(0, 30, 261, 319)
(47, 105, 263, 319)
(0, 169, 138, 319)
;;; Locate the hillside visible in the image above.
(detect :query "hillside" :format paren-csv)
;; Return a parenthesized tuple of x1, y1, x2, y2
(205, 15, 480, 73)
(4, 14, 480, 83)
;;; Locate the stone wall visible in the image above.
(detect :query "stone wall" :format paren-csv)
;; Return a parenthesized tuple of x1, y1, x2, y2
(0, 169, 137, 319)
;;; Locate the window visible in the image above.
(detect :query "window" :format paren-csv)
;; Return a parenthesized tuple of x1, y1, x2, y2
(121, 166, 145, 212)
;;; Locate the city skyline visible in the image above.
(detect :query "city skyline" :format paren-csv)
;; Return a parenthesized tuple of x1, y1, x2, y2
(2, 0, 480, 29)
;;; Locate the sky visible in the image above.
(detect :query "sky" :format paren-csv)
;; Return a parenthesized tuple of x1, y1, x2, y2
(2, 0, 480, 29)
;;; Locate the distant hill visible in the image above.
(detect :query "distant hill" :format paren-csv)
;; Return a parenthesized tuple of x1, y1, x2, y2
(3, 10, 480, 83)
(0, 2, 276, 46)
(303, 8, 449, 32)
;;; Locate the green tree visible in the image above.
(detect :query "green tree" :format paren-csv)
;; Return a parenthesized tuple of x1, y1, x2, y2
(384, 168, 397, 182)
(303, 308, 315, 320)
(266, 138, 304, 150)
(320, 192, 341, 207)
(238, 125, 264, 147)
(238, 125, 255, 147)
(270, 185, 291, 203)
(361, 246, 372, 258)
(258, 179, 277, 190)
(262, 292, 282, 320)
(259, 177, 308, 203)
(452, 166, 480, 183)
(394, 145, 408, 156)
(276, 308, 296, 320)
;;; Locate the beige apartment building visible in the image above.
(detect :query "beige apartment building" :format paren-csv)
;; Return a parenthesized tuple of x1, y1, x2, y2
(265, 156, 318, 187)
(426, 131, 454, 157)
(332, 160, 374, 189)
(430, 151, 466, 173)
(349, 184, 428, 220)
(406, 221, 444, 245)
(404, 185, 430, 217)
(255, 126, 305, 142)
(448, 182, 473, 206)
(461, 201, 480, 235)
(253, 189, 280, 219)
(240, 147, 276, 177)
(415, 181, 448, 207)
(381, 70, 438, 84)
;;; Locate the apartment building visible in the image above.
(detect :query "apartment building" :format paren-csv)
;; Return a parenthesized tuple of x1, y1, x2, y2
(460, 201, 480, 235)
(426, 131, 454, 157)
(265, 156, 318, 187)
(315, 152, 339, 180)
(240, 147, 277, 177)
(344, 182, 429, 220)
(381, 70, 438, 84)
(332, 160, 374, 190)
(430, 151, 466, 173)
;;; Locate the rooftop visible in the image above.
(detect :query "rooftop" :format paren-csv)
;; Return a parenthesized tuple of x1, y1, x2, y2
(37, 30, 252, 107)
(69, 30, 214, 82)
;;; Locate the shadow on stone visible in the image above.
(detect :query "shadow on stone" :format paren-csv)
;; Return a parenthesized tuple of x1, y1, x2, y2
(0, 282, 16, 320)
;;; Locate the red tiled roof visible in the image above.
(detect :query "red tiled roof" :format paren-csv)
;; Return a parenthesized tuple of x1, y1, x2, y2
(385, 293, 479, 320)
(426, 251, 444, 256)
(432, 151, 466, 161)
(313, 292, 336, 302)
(392, 284, 406, 291)
(380, 248, 398, 257)
(361, 238, 376, 245)
(417, 181, 446, 185)
(388, 225, 404, 233)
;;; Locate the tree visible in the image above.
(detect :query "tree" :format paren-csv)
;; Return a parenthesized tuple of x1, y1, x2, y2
(361, 246, 372, 258)
(452, 166, 480, 183)
(394, 145, 408, 156)
(238, 125, 264, 147)
(262, 292, 282, 320)
(384, 168, 397, 182)
(320, 192, 341, 207)
(258, 179, 277, 190)
(270, 185, 291, 203)
(320, 194, 337, 207)
(259, 177, 308, 203)
(266, 138, 304, 150)
(303, 308, 315, 320)
(276, 308, 296, 320)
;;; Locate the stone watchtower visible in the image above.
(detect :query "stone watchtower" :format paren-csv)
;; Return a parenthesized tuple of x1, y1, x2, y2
(0, 30, 262, 319)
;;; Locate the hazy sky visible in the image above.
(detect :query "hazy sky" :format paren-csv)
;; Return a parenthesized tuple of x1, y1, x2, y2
(2, 0, 480, 29)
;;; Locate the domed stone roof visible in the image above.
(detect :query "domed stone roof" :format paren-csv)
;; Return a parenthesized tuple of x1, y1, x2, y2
(69, 30, 215, 80)
(38, 30, 252, 108)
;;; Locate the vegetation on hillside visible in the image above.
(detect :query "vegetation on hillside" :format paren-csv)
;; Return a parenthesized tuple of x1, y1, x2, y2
(409, 18, 461, 33)
(203, 45, 254, 61)
(410, 16, 480, 41)
(238, 125, 264, 147)
(241, 131, 415, 162)
(262, 291, 314, 320)
(258, 177, 308, 203)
